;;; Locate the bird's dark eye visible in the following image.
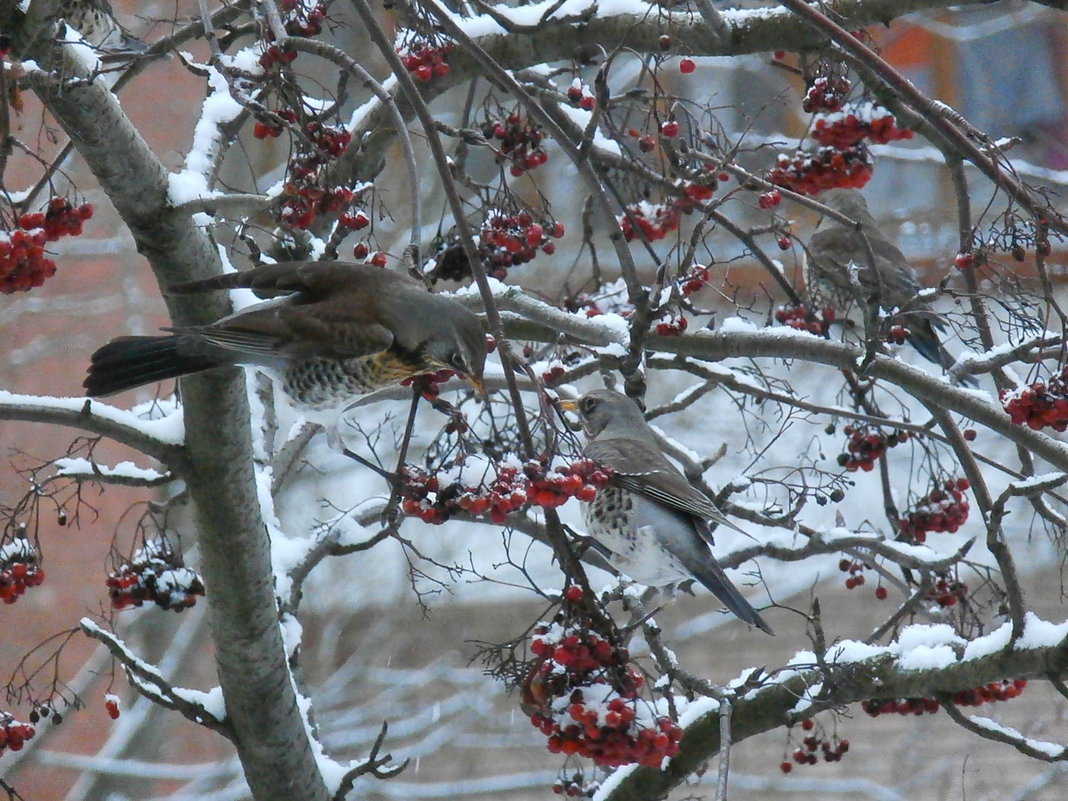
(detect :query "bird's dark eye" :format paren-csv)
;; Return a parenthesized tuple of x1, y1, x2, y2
(448, 351, 466, 371)
(579, 396, 597, 414)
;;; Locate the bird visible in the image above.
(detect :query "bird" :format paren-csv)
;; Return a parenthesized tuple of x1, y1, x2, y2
(560, 389, 773, 634)
(84, 260, 487, 409)
(804, 188, 972, 383)
(28, 0, 148, 54)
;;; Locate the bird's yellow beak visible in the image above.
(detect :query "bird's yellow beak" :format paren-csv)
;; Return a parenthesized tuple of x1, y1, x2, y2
(466, 375, 488, 399)
(558, 399, 578, 413)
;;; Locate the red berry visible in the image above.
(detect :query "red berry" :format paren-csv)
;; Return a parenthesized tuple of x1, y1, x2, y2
(875, 586, 888, 600)
(679, 58, 696, 74)
(660, 120, 680, 138)
(369, 251, 387, 267)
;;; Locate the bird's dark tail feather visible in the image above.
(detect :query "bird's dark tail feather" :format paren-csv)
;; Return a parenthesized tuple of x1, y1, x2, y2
(693, 562, 774, 635)
(909, 320, 977, 387)
(84, 336, 219, 397)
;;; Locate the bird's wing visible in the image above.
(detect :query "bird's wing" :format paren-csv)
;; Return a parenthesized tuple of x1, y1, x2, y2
(167, 262, 418, 301)
(584, 438, 731, 525)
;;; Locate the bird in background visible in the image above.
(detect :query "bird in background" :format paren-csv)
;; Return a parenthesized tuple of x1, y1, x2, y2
(84, 261, 487, 409)
(561, 389, 773, 635)
(27, 0, 148, 54)
(804, 188, 972, 383)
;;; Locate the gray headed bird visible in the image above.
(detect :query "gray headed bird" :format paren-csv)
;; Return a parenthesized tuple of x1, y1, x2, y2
(562, 390, 773, 634)
(85, 261, 487, 409)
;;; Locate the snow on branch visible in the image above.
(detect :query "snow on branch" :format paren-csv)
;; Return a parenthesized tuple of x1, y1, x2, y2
(79, 618, 230, 737)
(604, 614, 1068, 800)
(0, 391, 185, 464)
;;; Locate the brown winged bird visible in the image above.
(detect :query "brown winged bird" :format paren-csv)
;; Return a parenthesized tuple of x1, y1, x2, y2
(805, 189, 972, 383)
(85, 261, 486, 408)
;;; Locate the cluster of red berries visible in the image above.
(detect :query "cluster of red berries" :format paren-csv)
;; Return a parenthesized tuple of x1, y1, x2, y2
(886, 324, 910, 345)
(104, 695, 121, 720)
(811, 103, 913, 149)
(837, 425, 907, 472)
(801, 75, 852, 113)
(928, 575, 967, 608)
(19, 197, 94, 240)
(277, 0, 325, 37)
(252, 108, 297, 140)
(863, 679, 1026, 717)
(774, 304, 834, 336)
(106, 544, 205, 612)
(477, 212, 565, 278)
(566, 80, 596, 111)
(680, 264, 711, 297)
(0, 535, 46, 605)
(617, 202, 679, 243)
(551, 772, 599, 797)
(0, 714, 35, 753)
(482, 115, 548, 177)
(838, 558, 870, 591)
(2, 198, 94, 294)
(898, 478, 970, 543)
(781, 719, 849, 771)
(769, 144, 873, 195)
(1001, 368, 1068, 431)
(276, 121, 354, 229)
(654, 314, 687, 336)
(522, 614, 682, 768)
(258, 45, 298, 69)
(398, 38, 452, 82)
(758, 189, 782, 209)
(0, 557, 45, 606)
(401, 459, 611, 525)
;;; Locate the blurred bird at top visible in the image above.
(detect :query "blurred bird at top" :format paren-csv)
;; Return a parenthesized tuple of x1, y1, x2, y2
(561, 390, 773, 635)
(804, 189, 973, 384)
(84, 261, 487, 413)
(27, 0, 148, 55)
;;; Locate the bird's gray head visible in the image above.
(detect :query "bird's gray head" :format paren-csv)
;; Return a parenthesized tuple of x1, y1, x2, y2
(566, 389, 649, 440)
(818, 189, 873, 224)
(422, 300, 487, 394)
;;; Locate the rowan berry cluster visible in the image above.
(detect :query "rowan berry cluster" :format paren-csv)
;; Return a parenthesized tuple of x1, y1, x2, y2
(758, 189, 782, 209)
(928, 574, 967, 607)
(782, 719, 849, 771)
(811, 103, 914, 149)
(252, 108, 297, 139)
(0, 714, 35, 753)
(278, 0, 325, 37)
(886, 324, 910, 345)
(104, 695, 121, 720)
(482, 115, 549, 177)
(258, 45, 298, 69)
(897, 478, 970, 543)
(775, 304, 834, 336)
(768, 144, 874, 195)
(277, 121, 355, 229)
(680, 264, 711, 297)
(617, 202, 679, 242)
(0, 537, 45, 605)
(2, 198, 94, 294)
(862, 679, 1026, 717)
(400, 459, 611, 525)
(551, 772, 599, 797)
(837, 425, 907, 472)
(477, 212, 565, 278)
(523, 615, 682, 767)
(397, 38, 453, 82)
(566, 79, 596, 111)
(1000, 368, 1068, 431)
(802, 75, 852, 113)
(838, 558, 869, 590)
(106, 542, 205, 612)
(655, 314, 687, 336)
